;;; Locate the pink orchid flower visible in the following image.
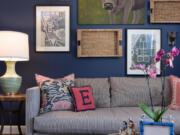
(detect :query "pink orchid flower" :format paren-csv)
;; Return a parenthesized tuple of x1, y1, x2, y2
(150, 73, 157, 79)
(164, 59, 170, 65)
(154, 56, 161, 63)
(171, 47, 179, 56)
(157, 49, 165, 57)
(169, 56, 174, 68)
(146, 64, 158, 79)
(169, 59, 174, 68)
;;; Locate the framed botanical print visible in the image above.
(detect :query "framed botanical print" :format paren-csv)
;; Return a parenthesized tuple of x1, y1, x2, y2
(127, 29, 161, 75)
(36, 6, 70, 52)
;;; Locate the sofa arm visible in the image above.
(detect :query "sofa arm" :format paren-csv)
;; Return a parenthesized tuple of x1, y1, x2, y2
(26, 86, 40, 135)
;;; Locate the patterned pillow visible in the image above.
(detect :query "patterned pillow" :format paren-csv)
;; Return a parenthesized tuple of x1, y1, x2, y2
(68, 86, 96, 112)
(168, 75, 180, 110)
(35, 74, 74, 113)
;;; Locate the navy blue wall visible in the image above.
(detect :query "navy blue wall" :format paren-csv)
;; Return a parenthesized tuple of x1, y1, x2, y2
(0, 0, 180, 125)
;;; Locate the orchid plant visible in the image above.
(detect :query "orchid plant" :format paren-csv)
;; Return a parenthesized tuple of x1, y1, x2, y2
(131, 47, 179, 122)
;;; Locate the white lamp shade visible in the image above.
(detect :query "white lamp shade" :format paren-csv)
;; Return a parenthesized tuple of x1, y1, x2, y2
(0, 31, 29, 61)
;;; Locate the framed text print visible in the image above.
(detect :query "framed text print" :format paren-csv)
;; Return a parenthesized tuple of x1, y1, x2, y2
(127, 29, 161, 75)
(36, 6, 70, 52)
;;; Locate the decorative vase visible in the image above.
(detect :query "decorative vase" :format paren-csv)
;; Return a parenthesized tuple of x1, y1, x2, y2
(0, 77, 22, 95)
(0, 61, 22, 95)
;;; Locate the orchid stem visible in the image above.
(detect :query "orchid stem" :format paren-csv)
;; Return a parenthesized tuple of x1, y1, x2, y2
(161, 65, 166, 113)
(147, 76, 154, 112)
(144, 69, 154, 113)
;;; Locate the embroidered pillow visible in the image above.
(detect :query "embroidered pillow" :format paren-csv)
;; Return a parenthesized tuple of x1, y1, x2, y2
(68, 86, 96, 112)
(168, 75, 180, 110)
(35, 74, 74, 113)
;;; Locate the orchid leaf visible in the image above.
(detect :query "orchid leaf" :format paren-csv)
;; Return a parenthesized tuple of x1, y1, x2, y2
(155, 108, 161, 119)
(138, 104, 155, 120)
(155, 108, 168, 122)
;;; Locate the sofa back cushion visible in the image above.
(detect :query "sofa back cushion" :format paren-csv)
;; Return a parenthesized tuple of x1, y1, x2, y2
(110, 77, 171, 107)
(75, 78, 110, 108)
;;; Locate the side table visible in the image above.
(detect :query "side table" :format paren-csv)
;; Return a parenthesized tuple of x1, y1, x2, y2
(0, 94, 26, 135)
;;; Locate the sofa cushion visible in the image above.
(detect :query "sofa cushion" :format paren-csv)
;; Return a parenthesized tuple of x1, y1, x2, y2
(110, 77, 171, 107)
(75, 78, 110, 108)
(34, 107, 180, 134)
(34, 108, 135, 134)
(34, 108, 117, 134)
(33, 133, 105, 135)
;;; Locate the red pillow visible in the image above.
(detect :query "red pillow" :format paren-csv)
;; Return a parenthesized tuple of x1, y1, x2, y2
(68, 86, 96, 112)
(168, 75, 180, 110)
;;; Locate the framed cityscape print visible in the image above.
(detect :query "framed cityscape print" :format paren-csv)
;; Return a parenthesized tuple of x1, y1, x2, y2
(127, 29, 161, 75)
(36, 6, 70, 52)
(78, 0, 145, 24)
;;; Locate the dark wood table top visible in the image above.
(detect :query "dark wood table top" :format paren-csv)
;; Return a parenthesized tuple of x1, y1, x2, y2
(0, 94, 26, 102)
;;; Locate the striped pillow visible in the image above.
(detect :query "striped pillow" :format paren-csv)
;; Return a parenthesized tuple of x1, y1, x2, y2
(168, 75, 180, 110)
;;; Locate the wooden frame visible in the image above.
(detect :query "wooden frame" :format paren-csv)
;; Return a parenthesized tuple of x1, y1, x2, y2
(126, 29, 161, 75)
(77, 29, 123, 57)
(150, 0, 180, 23)
(36, 6, 70, 52)
(140, 121, 174, 135)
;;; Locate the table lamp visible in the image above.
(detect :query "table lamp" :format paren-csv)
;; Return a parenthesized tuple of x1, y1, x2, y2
(0, 31, 29, 95)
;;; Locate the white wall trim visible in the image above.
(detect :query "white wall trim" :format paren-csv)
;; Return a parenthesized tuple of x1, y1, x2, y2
(0, 125, 25, 134)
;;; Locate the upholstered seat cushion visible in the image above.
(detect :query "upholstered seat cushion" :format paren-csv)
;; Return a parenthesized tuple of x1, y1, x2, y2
(75, 78, 110, 108)
(34, 107, 180, 134)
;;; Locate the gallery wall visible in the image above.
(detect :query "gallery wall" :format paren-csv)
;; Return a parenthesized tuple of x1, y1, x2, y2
(0, 0, 180, 124)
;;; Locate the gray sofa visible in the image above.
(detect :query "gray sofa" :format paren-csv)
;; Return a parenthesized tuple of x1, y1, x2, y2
(26, 77, 180, 135)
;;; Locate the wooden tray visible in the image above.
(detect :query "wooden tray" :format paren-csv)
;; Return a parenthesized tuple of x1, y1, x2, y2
(77, 29, 123, 57)
(150, 0, 180, 23)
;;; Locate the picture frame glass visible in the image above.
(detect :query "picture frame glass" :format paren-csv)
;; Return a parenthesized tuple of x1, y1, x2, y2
(144, 125, 170, 135)
(36, 6, 70, 52)
(127, 29, 161, 75)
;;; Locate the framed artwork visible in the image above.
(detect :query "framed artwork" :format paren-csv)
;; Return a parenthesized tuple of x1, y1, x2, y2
(36, 0, 71, 1)
(140, 121, 174, 135)
(36, 6, 70, 52)
(127, 29, 161, 75)
(78, 0, 145, 25)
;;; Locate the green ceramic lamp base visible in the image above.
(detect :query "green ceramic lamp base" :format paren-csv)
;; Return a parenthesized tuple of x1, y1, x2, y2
(0, 77, 22, 95)
(0, 61, 22, 95)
